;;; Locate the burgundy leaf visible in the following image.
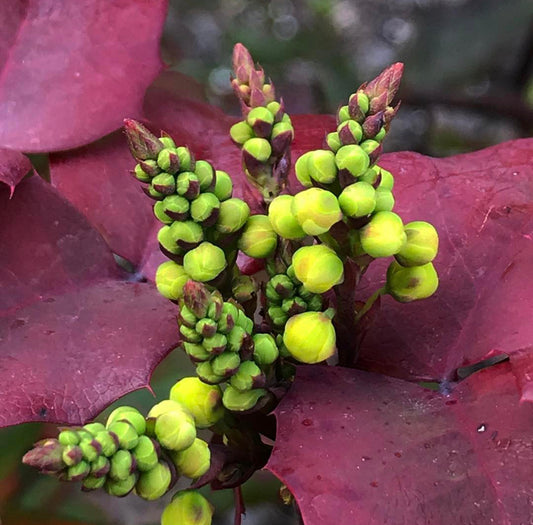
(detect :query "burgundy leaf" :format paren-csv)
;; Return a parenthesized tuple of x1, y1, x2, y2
(0, 148, 31, 197)
(357, 139, 533, 397)
(0, 0, 167, 152)
(0, 176, 178, 427)
(268, 365, 533, 525)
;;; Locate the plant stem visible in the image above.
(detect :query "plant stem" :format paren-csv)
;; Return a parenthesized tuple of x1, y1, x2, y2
(354, 287, 386, 323)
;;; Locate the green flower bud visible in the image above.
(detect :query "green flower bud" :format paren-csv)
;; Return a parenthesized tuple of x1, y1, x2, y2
(234, 309, 254, 333)
(268, 305, 288, 327)
(179, 305, 198, 328)
(222, 386, 267, 412)
(348, 91, 369, 120)
(203, 333, 228, 355)
(395, 221, 439, 267)
(81, 475, 106, 491)
(337, 120, 363, 145)
(238, 215, 277, 258)
(106, 421, 139, 450)
(158, 225, 183, 256)
(170, 377, 224, 428)
(338, 182, 376, 218)
(360, 138, 380, 154)
(132, 436, 159, 472)
(107, 406, 146, 436)
(269, 274, 295, 299)
(292, 244, 344, 294)
(190, 193, 220, 226)
(151, 172, 176, 195)
(268, 195, 306, 240)
(156, 261, 189, 301)
(211, 352, 241, 377)
(292, 188, 342, 235)
(283, 311, 336, 363)
(161, 490, 214, 525)
(217, 311, 235, 334)
(134, 162, 154, 182)
(183, 242, 227, 282)
(231, 361, 265, 391)
(159, 136, 176, 149)
(157, 148, 180, 174)
(216, 198, 250, 234)
(58, 429, 79, 446)
(155, 410, 196, 451)
(247, 107, 274, 138)
(252, 333, 279, 366)
(136, 461, 173, 500)
(294, 151, 313, 187)
(335, 145, 370, 178)
(326, 132, 342, 152)
(373, 188, 395, 212)
(360, 211, 406, 258)
(267, 100, 282, 119)
(162, 195, 190, 221)
(148, 400, 185, 419)
(142, 183, 165, 201)
(359, 165, 379, 185)
(153, 201, 173, 224)
(271, 121, 294, 151)
(94, 430, 119, 457)
(281, 296, 307, 315)
(377, 167, 394, 191)
(213, 170, 233, 201)
(307, 150, 338, 184)
(67, 460, 91, 481)
(386, 261, 439, 302)
(195, 318, 217, 338)
(109, 450, 135, 481)
(184, 342, 211, 363)
(232, 274, 257, 303)
(230, 121, 255, 145)
(169, 439, 210, 479)
(176, 147, 195, 172)
(337, 105, 351, 123)
(169, 221, 204, 251)
(177, 172, 200, 200)
(375, 127, 387, 142)
(62, 445, 82, 466)
(90, 455, 110, 478)
(79, 438, 100, 462)
(194, 160, 215, 191)
(105, 473, 137, 497)
(180, 324, 203, 343)
(242, 137, 272, 162)
(226, 325, 248, 352)
(196, 361, 225, 385)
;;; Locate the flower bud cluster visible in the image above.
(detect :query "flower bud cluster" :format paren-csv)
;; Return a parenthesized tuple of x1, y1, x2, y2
(23, 407, 175, 499)
(178, 281, 279, 412)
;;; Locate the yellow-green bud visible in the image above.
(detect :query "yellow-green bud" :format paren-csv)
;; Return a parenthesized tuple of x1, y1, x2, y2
(105, 474, 137, 497)
(135, 461, 172, 500)
(281, 296, 307, 315)
(107, 421, 139, 450)
(159, 136, 176, 149)
(62, 445, 82, 466)
(67, 460, 91, 481)
(283, 311, 336, 363)
(267, 101, 282, 118)
(169, 221, 204, 250)
(153, 201, 173, 224)
(360, 139, 380, 156)
(196, 361, 225, 385)
(386, 261, 439, 302)
(326, 132, 342, 152)
(216, 198, 250, 234)
(155, 410, 196, 451)
(226, 325, 248, 352)
(360, 165, 379, 185)
(252, 333, 279, 366)
(58, 429, 79, 446)
(161, 490, 214, 525)
(162, 195, 190, 221)
(143, 184, 165, 201)
(134, 162, 155, 182)
(107, 406, 146, 435)
(79, 438, 100, 462)
(194, 160, 215, 191)
(152, 172, 176, 195)
(169, 439, 210, 479)
(247, 107, 274, 138)
(292, 244, 344, 294)
(374, 188, 395, 212)
(337, 105, 351, 123)
(238, 215, 277, 258)
(190, 193, 220, 226)
(230, 361, 264, 391)
(148, 400, 185, 419)
(202, 333, 228, 354)
(169, 377, 224, 428)
(268, 274, 295, 299)
(307, 150, 338, 184)
(82, 475, 106, 491)
(94, 430, 119, 457)
(338, 182, 376, 218)
(337, 120, 363, 144)
(211, 352, 241, 377)
(360, 211, 406, 258)
(184, 342, 211, 362)
(230, 121, 255, 145)
(157, 148, 180, 174)
(268, 195, 306, 240)
(176, 147, 195, 172)
(375, 127, 387, 142)
(294, 152, 313, 187)
(132, 436, 159, 472)
(179, 305, 198, 328)
(395, 221, 439, 267)
(90, 456, 110, 478)
(195, 318, 217, 338)
(377, 167, 394, 191)
(222, 386, 267, 412)
(176, 172, 200, 200)
(180, 324, 202, 343)
(213, 170, 233, 201)
(157, 225, 183, 256)
(109, 450, 135, 481)
(292, 188, 342, 235)
(268, 305, 288, 327)
(242, 137, 272, 162)
(183, 242, 227, 282)
(155, 261, 190, 301)
(335, 145, 370, 178)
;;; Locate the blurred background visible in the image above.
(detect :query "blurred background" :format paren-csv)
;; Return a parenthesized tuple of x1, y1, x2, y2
(1, 0, 532, 523)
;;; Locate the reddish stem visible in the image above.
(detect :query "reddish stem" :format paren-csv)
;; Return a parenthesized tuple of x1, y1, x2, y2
(234, 485, 246, 525)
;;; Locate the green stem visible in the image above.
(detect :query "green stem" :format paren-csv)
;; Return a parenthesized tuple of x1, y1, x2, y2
(354, 287, 387, 323)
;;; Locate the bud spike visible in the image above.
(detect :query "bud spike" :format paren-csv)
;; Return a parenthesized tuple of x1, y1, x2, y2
(123, 119, 163, 161)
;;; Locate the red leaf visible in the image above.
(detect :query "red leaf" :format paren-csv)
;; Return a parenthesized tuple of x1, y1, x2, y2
(0, 177, 178, 427)
(0, 0, 167, 152)
(0, 148, 31, 197)
(268, 364, 533, 525)
(356, 139, 533, 399)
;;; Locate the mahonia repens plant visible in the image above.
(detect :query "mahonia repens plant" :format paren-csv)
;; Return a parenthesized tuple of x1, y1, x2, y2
(21, 44, 443, 524)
